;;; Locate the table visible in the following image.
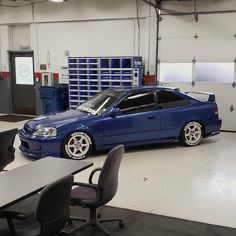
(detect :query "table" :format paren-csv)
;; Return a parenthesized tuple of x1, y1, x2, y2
(0, 157, 93, 210)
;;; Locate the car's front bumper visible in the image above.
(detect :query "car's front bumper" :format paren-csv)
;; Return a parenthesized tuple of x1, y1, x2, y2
(19, 129, 62, 159)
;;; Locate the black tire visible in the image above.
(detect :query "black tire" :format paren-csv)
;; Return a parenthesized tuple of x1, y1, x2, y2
(180, 121, 203, 146)
(61, 132, 92, 160)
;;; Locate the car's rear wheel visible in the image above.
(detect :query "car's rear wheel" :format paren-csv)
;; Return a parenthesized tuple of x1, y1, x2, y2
(180, 121, 203, 146)
(61, 132, 92, 160)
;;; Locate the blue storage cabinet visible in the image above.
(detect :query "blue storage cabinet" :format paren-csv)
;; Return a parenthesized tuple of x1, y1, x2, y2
(40, 86, 69, 114)
(68, 56, 142, 109)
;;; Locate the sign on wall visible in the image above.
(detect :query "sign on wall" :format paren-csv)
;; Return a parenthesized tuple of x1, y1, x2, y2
(15, 57, 34, 85)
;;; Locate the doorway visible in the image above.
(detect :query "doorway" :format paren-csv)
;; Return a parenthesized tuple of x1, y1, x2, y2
(9, 51, 36, 115)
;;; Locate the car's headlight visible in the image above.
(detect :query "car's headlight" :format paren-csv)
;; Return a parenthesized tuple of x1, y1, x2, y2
(33, 127, 57, 137)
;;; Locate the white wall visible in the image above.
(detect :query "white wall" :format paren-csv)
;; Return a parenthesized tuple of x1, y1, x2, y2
(0, 5, 32, 24)
(11, 25, 31, 50)
(34, 0, 148, 22)
(0, 0, 157, 75)
(35, 20, 139, 72)
(0, 25, 10, 71)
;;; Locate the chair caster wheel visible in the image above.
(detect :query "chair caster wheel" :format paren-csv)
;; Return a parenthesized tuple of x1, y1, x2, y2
(119, 221, 125, 228)
(65, 219, 72, 226)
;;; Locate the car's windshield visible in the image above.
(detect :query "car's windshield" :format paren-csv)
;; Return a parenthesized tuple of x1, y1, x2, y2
(77, 90, 122, 115)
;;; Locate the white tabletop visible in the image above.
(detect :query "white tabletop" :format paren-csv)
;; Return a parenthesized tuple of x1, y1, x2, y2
(0, 157, 93, 210)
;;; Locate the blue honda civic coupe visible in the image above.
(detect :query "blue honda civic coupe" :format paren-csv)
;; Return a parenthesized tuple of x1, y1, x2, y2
(19, 87, 222, 160)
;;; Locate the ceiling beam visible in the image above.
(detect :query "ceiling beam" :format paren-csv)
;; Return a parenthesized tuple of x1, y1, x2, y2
(141, 0, 160, 10)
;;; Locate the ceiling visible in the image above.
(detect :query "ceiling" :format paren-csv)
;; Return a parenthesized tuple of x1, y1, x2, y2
(0, 0, 194, 7)
(0, 0, 49, 7)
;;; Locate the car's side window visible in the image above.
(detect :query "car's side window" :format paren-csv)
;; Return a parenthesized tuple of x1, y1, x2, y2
(116, 91, 156, 115)
(157, 91, 189, 109)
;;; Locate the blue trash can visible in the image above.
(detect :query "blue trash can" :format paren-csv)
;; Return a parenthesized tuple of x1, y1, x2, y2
(40, 86, 69, 114)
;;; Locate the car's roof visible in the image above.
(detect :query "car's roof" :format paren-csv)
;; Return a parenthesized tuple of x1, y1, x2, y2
(107, 86, 180, 93)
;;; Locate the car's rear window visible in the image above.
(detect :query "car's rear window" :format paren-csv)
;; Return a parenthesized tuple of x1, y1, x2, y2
(157, 91, 189, 108)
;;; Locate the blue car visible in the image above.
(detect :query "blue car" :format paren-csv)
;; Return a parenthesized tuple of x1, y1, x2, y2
(19, 87, 222, 160)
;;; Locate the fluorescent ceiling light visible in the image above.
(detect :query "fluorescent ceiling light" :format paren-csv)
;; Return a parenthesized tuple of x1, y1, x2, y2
(50, 0, 67, 2)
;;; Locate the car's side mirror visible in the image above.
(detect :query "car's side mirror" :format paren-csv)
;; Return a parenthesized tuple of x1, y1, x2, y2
(107, 108, 121, 117)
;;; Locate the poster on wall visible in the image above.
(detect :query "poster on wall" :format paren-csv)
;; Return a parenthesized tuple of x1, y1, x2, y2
(15, 57, 34, 85)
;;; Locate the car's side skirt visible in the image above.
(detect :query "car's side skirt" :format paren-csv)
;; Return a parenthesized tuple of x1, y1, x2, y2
(96, 137, 179, 151)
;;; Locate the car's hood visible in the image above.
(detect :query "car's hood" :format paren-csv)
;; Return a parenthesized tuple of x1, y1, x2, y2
(25, 110, 92, 130)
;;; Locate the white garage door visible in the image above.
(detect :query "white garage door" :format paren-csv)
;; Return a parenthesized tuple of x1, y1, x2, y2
(158, 0, 236, 131)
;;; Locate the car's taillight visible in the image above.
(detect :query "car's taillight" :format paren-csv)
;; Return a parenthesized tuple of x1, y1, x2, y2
(215, 105, 219, 115)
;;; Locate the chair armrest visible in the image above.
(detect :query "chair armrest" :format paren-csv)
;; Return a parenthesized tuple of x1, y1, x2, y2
(0, 211, 28, 220)
(88, 168, 102, 184)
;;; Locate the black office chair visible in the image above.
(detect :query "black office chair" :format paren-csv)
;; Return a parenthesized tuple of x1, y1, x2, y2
(65, 145, 124, 236)
(0, 174, 74, 236)
(0, 128, 18, 172)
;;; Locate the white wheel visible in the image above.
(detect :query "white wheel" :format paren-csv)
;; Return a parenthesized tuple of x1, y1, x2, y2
(180, 121, 203, 146)
(62, 132, 92, 160)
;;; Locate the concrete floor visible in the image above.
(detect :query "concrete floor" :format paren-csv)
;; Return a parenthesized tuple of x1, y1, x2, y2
(1, 120, 236, 229)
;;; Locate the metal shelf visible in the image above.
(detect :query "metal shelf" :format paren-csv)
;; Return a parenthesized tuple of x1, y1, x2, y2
(68, 56, 142, 108)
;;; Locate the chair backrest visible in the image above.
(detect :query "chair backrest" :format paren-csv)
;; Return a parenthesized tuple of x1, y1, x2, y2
(36, 174, 73, 236)
(98, 145, 124, 205)
(0, 128, 18, 171)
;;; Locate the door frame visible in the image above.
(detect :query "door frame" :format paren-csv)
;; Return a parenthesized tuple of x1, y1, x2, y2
(8, 50, 35, 115)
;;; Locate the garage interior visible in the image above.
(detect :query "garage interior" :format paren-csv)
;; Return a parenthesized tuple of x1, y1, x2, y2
(0, 0, 236, 235)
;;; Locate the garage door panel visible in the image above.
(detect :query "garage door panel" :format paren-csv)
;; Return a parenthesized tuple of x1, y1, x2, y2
(194, 37, 236, 61)
(219, 107, 236, 131)
(193, 84, 233, 101)
(159, 38, 197, 61)
(160, 15, 198, 38)
(161, 0, 236, 14)
(160, 13, 236, 38)
(159, 37, 236, 62)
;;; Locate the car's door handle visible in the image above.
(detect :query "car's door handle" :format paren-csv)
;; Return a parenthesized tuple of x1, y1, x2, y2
(148, 115, 155, 120)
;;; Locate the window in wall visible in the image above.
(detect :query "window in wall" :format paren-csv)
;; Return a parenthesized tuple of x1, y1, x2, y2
(15, 57, 34, 85)
(159, 63, 192, 83)
(195, 63, 234, 83)
(157, 90, 189, 108)
(117, 91, 155, 114)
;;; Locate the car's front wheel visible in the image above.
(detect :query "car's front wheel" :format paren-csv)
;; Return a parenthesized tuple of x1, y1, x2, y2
(180, 121, 203, 146)
(61, 132, 92, 160)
